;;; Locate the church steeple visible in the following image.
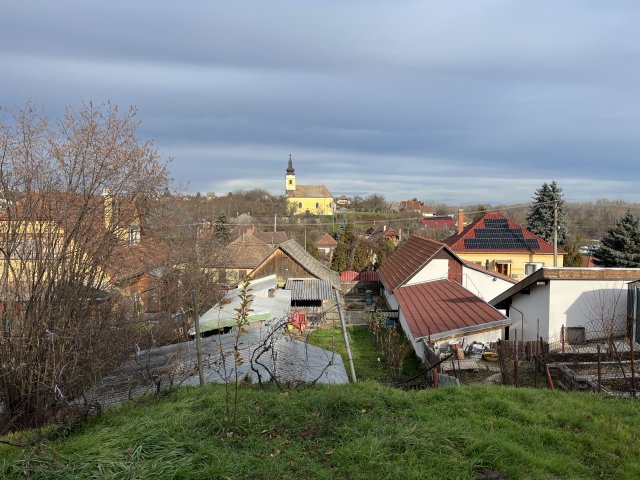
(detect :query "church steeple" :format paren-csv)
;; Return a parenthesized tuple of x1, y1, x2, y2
(286, 154, 295, 175)
(285, 154, 296, 192)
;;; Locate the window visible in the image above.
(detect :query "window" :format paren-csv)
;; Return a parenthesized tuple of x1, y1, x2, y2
(316, 202, 319, 209)
(496, 263, 509, 276)
(288, 179, 292, 185)
(525, 263, 543, 275)
(298, 202, 302, 209)
(128, 227, 140, 245)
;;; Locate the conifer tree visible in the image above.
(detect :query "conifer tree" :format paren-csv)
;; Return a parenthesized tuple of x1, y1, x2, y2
(526, 180, 568, 244)
(593, 211, 640, 267)
(214, 211, 231, 244)
(331, 222, 356, 272)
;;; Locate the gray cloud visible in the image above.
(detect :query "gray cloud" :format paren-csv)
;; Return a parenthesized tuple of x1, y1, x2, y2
(2, 1, 640, 203)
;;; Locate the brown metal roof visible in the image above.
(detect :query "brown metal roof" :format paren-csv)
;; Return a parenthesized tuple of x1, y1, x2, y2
(377, 235, 445, 291)
(395, 280, 508, 341)
(273, 239, 341, 289)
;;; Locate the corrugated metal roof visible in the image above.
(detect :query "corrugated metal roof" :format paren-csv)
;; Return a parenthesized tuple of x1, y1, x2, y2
(395, 279, 508, 340)
(377, 235, 444, 291)
(285, 278, 334, 301)
(340, 271, 359, 283)
(192, 276, 290, 333)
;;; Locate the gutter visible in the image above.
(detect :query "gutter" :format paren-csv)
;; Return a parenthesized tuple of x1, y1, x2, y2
(415, 318, 512, 344)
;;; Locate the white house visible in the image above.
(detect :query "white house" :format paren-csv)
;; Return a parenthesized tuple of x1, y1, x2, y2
(376, 235, 515, 362)
(377, 235, 515, 310)
(490, 267, 640, 347)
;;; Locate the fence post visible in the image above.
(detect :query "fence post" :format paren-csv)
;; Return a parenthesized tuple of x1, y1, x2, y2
(561, 324, 565, 354)
(597, 343, 602, 393)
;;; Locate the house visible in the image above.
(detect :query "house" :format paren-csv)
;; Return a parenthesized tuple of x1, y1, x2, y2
(210, 234, 275, 286)
(367, 224, 399, 245)
(490, 267, 640, 348)
(399, 198, 433, 216)
(416, 215, 455, 233)
(377, 235, 515, 309)
(444, 212, 564, 280)
(335, 195, 351, 207)
(285, 155, 334, 215)
(109, 236, 174, 314)
(249, 239, 341, 289)
(377, 235, 515, 362)
(395, 280, 510, 363)
(0, 191, 156, 304)
(315, 233, 338, 259)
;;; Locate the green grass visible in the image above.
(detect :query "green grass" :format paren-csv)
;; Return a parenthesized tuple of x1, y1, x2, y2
(2, 383, 640, 479)
(306, 326, 421, 382)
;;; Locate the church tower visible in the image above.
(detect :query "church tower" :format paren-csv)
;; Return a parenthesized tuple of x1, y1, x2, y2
(285, 154, 296, 193)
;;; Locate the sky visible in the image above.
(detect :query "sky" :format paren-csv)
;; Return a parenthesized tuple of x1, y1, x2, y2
(2, 0, 640, 204)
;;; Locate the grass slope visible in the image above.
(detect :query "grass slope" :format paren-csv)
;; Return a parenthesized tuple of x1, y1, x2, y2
(2, 383, 640, 480)
(306, 326, 422, 382)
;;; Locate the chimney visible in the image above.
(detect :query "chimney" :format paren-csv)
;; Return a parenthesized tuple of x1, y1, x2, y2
(457, 208, 464, 234)
(103, 188, 112, 230)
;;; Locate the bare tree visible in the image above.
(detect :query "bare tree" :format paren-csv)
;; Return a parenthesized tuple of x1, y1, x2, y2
(0, 102, 169, 430)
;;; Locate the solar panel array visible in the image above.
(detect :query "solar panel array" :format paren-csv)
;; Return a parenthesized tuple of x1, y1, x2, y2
(464, 218, 540, 250)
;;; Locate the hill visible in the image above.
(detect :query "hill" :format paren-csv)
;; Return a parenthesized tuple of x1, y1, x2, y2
(2, 382, 639, 479)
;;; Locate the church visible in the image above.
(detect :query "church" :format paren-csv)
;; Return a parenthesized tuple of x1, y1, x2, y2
(285, 155, 334, 215)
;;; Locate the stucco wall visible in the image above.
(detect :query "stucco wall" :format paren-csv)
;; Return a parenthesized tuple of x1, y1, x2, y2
(287, 197, 334, 215)
(407, 259, 448, 285)
(549, 280, 628, 341)
(462, 266, 513, 301)
(455, 252, 562, 280)
(509, 285, 550, 341)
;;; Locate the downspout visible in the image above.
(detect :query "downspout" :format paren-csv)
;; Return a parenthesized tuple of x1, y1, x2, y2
(509, 304, 525, 341)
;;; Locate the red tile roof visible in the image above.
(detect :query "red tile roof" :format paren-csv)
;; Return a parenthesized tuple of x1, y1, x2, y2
(443, 212, 563, 254)
(316, 233, 338, 247)
(395, 280, 508, 340)
(377, 235, 445, 291)
(417, 216, 455, 230)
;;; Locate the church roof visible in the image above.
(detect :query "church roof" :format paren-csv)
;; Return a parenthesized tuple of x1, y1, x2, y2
(287, 185, 332, 198)
(286, 154, 295, 175)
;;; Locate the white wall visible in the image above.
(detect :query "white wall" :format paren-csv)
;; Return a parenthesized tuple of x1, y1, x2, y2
(549, 280, 628, 341)
(406, 258, 448, 285)
(382, 285, 399, 310)
(462, 266, 513, 301)
(509, 279, 630, 343)
(509, 285, 550, 342)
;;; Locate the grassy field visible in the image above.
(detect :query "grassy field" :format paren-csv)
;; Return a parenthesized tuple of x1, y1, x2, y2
(2, 382, 640, 479)
(306, 326, 422, 382)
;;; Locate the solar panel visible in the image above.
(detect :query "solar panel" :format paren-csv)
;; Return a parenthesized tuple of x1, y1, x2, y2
(464, 238, 540, 250)
(484, 218, 508, 228)
(475, 228, 525, 239)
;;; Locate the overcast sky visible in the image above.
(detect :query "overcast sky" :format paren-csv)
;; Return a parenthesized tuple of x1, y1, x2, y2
(2, 1, 640, 204)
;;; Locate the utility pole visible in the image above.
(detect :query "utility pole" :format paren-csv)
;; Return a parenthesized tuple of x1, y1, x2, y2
(553, 199, 558, 267)
(274, 213, 277, 232)
(192, 289, 205, 386)
(335, 290, 357, 382)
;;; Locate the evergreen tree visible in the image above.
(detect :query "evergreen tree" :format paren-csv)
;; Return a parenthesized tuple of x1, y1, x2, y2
(593, 211, 640, 267)
(352, 240, 374, 271)
(331, 222, 356, 272)
(526, 180, 568, 245)
(214, 211, 231, 244)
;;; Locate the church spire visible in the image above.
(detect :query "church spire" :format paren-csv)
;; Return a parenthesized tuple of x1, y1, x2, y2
(286, 154, 295, 175)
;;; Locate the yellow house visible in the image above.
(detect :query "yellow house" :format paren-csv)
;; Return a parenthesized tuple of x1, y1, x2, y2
(0, 192, 142, 289)
(443, 212, 564, 280)
(285, 155, 334, 216)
